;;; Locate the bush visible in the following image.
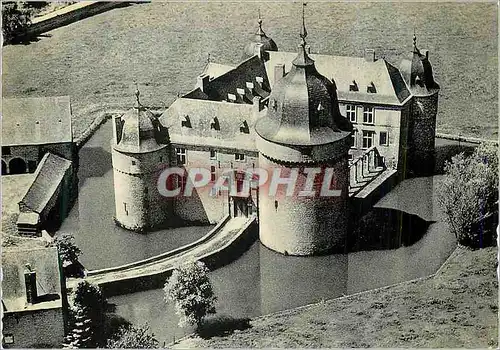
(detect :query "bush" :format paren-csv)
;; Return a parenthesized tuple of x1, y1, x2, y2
(106, 324, 159, 349)
(164, 260, 217, 329)
(53, 233, 82, 267)
(2, 2, 32, 45)
(438, 143, 498, 248)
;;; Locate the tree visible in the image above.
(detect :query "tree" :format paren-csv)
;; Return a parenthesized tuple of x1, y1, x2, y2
(69, 280, 107, 347)
(63, 307, 93, 349)
(106, 324, 159, 349)
(2, 2, 32, 45)
(164, 260, 217, 329)
(53, 234, 82, 267)
(438, 143, 498, 248)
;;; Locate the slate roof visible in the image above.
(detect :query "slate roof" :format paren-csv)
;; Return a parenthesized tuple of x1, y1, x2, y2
(159, 97, 263, 151)
(19, 152, 72, 214)
(256, 43, 352, 146)
(2, 247, 62, 312)
(2, 96, 73, 146)
(184, 55, 271, 103)
(266, 52, 411, 106)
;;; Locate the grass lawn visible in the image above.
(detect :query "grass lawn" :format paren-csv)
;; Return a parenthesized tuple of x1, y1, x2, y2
(2, 2, 498, 140)
(174, 246, 498, 348)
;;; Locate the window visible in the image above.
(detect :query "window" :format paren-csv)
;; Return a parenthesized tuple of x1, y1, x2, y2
(350, 130, 357, 148)
(379, 131, 388, 146)
(211, 166, 216, 182)
(3, 334, 14, 344)
(2, 146, 11, 156)
(239, 120, 249, 134)
(179, 174, 187, 192)
(176, 148, 186, 165)
(367, 82, 377, 93)
(363, 106, 374, 124)
(362, 131, 375, 149)
(124, 203, 128, 216)
(346, 104, 356, 122)
(349, 80, 358, 92)
(348, 154, 353, 161)
(210, 186, 219, 197)
(210, 149, 217, 160)
(131, 160, 136, 165)
(235, 153, 245, 161)
(181, 115, 191, 128)
(210, 117, 220, 130)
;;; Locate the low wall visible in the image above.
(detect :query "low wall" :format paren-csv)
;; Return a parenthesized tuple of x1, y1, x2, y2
(93, 218, 257, 297)
(27, 2, 130, 37)
(87, 215, 230, 276)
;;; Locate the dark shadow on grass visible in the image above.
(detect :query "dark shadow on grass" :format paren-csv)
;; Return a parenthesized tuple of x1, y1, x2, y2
(7, 33, 52, 46)
(197, 315, 252, 339)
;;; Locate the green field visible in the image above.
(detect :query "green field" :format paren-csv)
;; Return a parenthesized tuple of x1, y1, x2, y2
(2, 2, 498, 139)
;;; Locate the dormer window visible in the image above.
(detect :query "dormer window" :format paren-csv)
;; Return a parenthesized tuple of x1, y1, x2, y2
(256, 76, 264, 85)
(239, 120, 249, 134)
(367, 82, 377, 93)
(181, 115, 191, 128)
(317, 103, 324, 112)
(210, 117, 220, 131)
(237, 88, 245, 96)
(349, 80, 358, 92)
(227, 93, 236, 102)
(246, 82, 254, 90)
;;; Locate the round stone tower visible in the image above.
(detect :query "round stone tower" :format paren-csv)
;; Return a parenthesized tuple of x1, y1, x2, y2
(400, 34, 440, 177)
(242, 11, 278, 61)
(254, 15, 353, 256)
(111, 90, 173, 231)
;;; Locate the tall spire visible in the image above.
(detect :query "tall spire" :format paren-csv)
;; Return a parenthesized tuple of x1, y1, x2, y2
(300, 2, 308, 46)
(293, 2, 314, 67)
(412, 29, 419, 53)
(256, 9, 266, 37)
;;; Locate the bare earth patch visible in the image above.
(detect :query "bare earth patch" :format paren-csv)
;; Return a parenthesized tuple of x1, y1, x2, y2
(174, 246, 498, 348)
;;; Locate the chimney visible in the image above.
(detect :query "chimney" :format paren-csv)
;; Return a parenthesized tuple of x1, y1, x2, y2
(364, 49, 375, 62)
(113, 115, 123, 144)
(24, 264, 38, 304)
(274, 63, 285, 83)
(196, 74, 210, 92)
(253, 96, 262, 115)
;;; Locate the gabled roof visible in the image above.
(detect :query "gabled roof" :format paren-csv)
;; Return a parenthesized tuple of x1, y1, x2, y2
(2, 247, 62, 312)
(2, 96, 73, 146)
(266, 52, 411, 106)
(19, 152, 72, 214)
(159, 97, 263, 151)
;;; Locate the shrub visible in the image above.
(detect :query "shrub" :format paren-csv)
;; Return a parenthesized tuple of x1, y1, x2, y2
(164, 260, 217, 329)
(106, 324, 159, 349)
(438, 143, 498, 248)
(2, 2, 32, 45)
(53, 233, 82, 267)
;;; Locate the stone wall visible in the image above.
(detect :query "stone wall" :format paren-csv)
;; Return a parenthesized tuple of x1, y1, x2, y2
(2, 307, 64, 349)
(257, 153, 350, 255)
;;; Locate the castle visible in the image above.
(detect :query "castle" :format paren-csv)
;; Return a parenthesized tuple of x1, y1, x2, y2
(111, 10, 439, 256)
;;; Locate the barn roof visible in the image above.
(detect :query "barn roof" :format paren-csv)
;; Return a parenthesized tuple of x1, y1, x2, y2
(2, 96, 73, 146)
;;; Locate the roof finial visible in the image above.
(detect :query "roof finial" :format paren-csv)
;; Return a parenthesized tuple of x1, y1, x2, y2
(413, 29, 418, 51)
(256, 9, 265, 36)
(300, 2, 308, 45)
(134, 82, 141, 108)
(207, 53, 211, 64)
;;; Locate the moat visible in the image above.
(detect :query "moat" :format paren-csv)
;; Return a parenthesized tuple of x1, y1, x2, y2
(54, 120, 466, 344)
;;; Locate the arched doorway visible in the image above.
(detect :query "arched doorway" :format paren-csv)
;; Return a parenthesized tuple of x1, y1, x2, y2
(9, 157, 27, 174)
(1, 160, 7, 175)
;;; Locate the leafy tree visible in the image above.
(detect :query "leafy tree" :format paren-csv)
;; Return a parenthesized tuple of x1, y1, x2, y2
(438, 143, 498, 248)
(53, 233, 82, 267)
(63, 307, 93, 349)
(2, 2, 32, 45)
(106, 324, 159, 349)
(70, 280, 107, 347)
(164, 260, 217, 329)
